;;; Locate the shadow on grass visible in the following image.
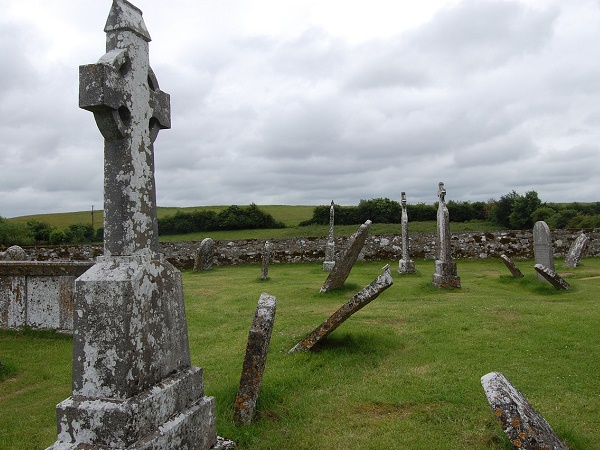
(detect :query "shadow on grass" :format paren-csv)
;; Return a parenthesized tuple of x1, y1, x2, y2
(0, 327, 73, 341)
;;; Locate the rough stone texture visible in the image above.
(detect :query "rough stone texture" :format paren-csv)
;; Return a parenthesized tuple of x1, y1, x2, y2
(500, 254, 524, 278)
(564, 232, 588, 268)
(534, 264, 572, 290)
(432, 183, 460, 288)
(0, 245, 27, 261)
(234, 293, 276, 424)
(481, 372, 567, 450)
(533, 221, 554, 283)
(398, 192, 416, 274)
(290, 265, 393, 353)
(194, 237, 215, 271)
(0, 262, 92, 331)
(320, 220, 372, 293)
(323, 200, 336, 271)
(16, 228, 600, 268)
(49, 2, 216, 448)
(260, 241, 271, 281)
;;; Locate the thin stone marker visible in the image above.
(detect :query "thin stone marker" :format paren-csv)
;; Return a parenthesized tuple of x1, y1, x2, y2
(320, 220, 371, 293)
(432, 182, 460, 288)
(323, 200, 336, 271)
(500, 254, 524, 278)
(481, 372, 567, 450)
(261, 241, 271, 281)
(234, 293, 276, 424)
(564, 232, 588, 268)
(398, 192, 416, 274)
(290, 265, 393, 353)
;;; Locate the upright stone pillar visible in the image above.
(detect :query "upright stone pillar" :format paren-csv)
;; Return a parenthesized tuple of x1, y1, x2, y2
(533, 221, 554, 283)
(323, 200, 336, 271)
(49, 2, 216, 448)
(398, 192, 416, 274)
(432, 182, 460, 288)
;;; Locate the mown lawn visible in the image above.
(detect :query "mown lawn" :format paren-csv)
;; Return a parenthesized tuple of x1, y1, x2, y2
(1, 258, 599, 449)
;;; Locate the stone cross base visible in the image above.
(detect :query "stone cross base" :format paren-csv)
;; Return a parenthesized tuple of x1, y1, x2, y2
(398, 259, 416, 274)
(50, 368, 216, 449)
(432, 260, 461, 288)
(322, 260, 335, 271)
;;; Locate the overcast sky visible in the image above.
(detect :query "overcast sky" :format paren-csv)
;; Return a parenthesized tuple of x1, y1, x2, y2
(1, 0, 600, 218)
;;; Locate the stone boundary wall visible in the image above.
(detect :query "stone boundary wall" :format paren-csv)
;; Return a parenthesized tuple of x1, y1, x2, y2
(8, 229, 599, 270)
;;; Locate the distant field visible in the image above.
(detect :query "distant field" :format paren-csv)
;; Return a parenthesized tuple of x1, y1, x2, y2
(7, 205, 502, 242)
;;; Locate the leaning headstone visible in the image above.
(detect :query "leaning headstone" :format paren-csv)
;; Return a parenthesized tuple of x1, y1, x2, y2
(398, 192, 416, 274)
(290, 265, 393, 353)
(481, 372, 568, 450)
(320, 220, 371, 293)
(234, 293, 276, 425)
(323, 200, 336, 271)
(564, 232, 588, 268)
(194, 237, 215, 271)
(534, 264, 572, 290)
(0, 245, 27, 261)
(432, 182, 460, 288)
(49, 2, 216, 448)
(533, 221, 554, 282)
(261, 240, 271, 281)
(500, 254, 524, 278)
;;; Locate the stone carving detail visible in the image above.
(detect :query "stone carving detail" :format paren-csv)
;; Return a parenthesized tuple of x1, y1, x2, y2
(432, 182, 460, 288)
(534, 264, 571, 290)
(194, 237, 215, 271)
(481, 372, 567, 450)
(323, 200, 336, 271)
(290, 265, 393, 353)
(234, 293, 276, 424)
(320, 220, 371, 293)
(564, 232, 588, 268)
(261, 240, 271, 281)
(49, 2, 216, 448)
(500, 254, 524, 278)
(0, 245, 27, 261)
(398, 192, 416, 274)
(533, 221, 554, 283)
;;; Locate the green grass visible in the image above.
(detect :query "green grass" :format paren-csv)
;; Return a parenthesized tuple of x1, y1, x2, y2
(2, 258, 599, 449)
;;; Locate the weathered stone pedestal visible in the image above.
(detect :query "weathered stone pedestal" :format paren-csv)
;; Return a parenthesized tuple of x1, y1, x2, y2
(50, 255, 216, 449)
(398, 259, 416, 274)
(432, 260, 461, 288)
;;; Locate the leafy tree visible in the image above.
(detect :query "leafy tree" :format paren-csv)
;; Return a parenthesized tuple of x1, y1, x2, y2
(357, 198, 401, 223)
(49, 229, 67, 245)
(531, 206, 556, 223)
(508, 191, 541, 229)
(0, 216, 33, 246)
(65, 224, 95, 243)
(489, 191, 519, 228)
(26, 219, 54, 243)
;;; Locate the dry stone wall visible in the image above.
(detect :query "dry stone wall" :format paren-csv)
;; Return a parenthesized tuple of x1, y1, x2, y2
(8, 229, 600, 269)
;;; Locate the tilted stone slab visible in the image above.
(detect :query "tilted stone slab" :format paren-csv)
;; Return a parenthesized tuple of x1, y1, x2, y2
(534, 264, 571, 290)
(290, 265, 393, 353)
(533, 221, 554, 282)
(564, 232, 588, 268)
(194, 237, 215, 271)
(320, 220, 371, 292)
(500, 254, 524, 278)
(481, 372, 567, 450)
(234, 293, 276, 424)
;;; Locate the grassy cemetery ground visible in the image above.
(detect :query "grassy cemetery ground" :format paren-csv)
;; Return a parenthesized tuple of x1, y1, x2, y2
(1, 258, 599, 449)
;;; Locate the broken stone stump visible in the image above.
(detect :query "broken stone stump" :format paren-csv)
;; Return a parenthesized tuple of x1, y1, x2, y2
(500, 254, 524, 278)
(260, 241, 271, 281)
(564, 232, 588, 268)
(481, 372, 568, 450)
(533, 221, 554, 283)
(234, 293, 276, 425)
(290, 265, 393, 353)
(432, 260, 461, 288)
(194, 237, 215, 271)
(534, 264, 571, 290)
(320, 220, 371, 293)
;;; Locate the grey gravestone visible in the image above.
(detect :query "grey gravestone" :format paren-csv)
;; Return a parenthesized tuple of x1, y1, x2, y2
(534, 264, 571, 290)
(533, 221, 554, 282)
(234, 293, 276, 424)
(398, 192, 416, 274)
(290, 265, 393, 353)
(500, 254, 524, 278)
(432, 183, 460, 288)
(49, 2, 216, 448)
(323, 200, 336, 271)
(320, 220, 371, 293)
(194, 237, 215, 271)
(564, 232, 588, 268)
(260, 240, 271, 281)
(0, 245, 27, 261)
(481, 372, 567, 450)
